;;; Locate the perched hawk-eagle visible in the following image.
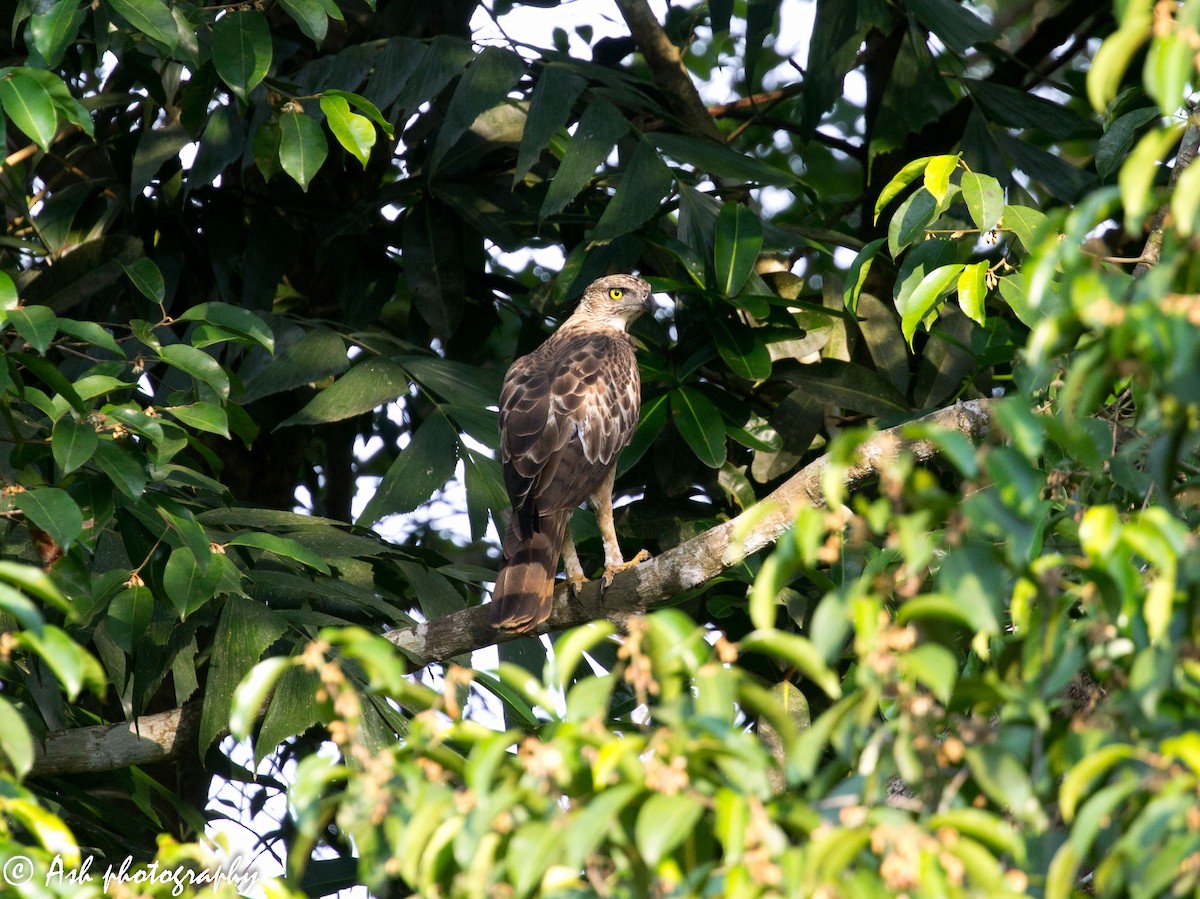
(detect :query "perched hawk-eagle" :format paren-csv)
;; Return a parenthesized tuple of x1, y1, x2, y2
(489, 274, 655, 632)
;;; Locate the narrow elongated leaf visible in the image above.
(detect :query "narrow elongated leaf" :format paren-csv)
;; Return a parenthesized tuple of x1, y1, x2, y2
(227, 533, 331, 575)
(7, 305, 58, 354)
(0, 73, 58, 151)
(786, 359, 909, 416)
(961, 171, 1004, 232)
(256, 665, 325, 763)
(401, 198, 464, 335)
(901, 263, 966, 346)
(93, 440, 147, 498)
(651, 132, 794, 185)
(1118, 123, 1185, 229)
(56, 318, 123, 356)
(278, 109, 327, 191)
(52, 415, 98, 475)
(1170, 151, 1200, 236)
(229, 656, 292, 741)
(430, 47, 525, 172)
(212, 10, 271, 101)
(105, 587, 154, 653)
(874, 155, 932, 222)
(957, 260, 988, 325)
(740, 629, 842, 698)
(590, 140, 674, 244)
(710, 315, 771, 380)
(540, 98, 629, 222)
(714, 203, 763, 297)
(320, 94, 374, 167)
(242, 327, 348, 403)
(360, 413, 458, 525)
(1087, 9, 1152, 112)
(844, 236, 886, 314)
(277, 356, 408, 428)
(514, 64, 586, 186)
(907, 0, 997, 52)
(105, 0, 178, 48)
(670, 387, 727, 468)
(1096, 107, 1160, 181)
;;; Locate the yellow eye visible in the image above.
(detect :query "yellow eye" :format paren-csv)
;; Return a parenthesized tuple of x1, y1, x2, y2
(608, 287, 624, 300)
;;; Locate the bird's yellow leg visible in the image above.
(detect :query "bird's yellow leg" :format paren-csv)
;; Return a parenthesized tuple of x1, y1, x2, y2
(561, 524, 588, 595)
(590, 468, 650, 588)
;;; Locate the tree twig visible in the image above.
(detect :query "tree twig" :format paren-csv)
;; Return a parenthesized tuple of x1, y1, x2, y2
(1134, 109, 1200, 276)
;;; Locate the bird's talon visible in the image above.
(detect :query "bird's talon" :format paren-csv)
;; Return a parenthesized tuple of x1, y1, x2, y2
(567, 574, 588, 596)
(601, 549, 651, 588)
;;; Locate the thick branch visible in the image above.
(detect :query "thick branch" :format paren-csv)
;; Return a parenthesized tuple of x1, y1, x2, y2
(385, 398, 997, 661)
(612, 0, 724, 143)
(31, 399, 997, 776)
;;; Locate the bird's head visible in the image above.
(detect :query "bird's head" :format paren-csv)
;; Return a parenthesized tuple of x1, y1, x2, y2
(575, 274, 656, 331)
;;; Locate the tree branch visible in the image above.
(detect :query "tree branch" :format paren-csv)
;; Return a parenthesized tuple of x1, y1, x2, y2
(31, 399, 998, 777)
(611, 0, 725, 143)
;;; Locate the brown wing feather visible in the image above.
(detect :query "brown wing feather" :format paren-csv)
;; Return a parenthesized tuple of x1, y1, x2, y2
(499, 330, 639, 536)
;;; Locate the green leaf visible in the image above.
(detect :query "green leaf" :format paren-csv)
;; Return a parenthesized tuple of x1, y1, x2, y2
(227, 532, 331, 575)
(1002, 204, 1049, 252)
(277, 356, 407, 428)
(844, 236, 886, 314)
(710, 315, 771, 381)
(256, 665, 325, 764)
(175, 301, 274, 352)
(120, 257, 165, 304)
(401, 198, 465, 335)
(956, 260, 988, 326)
(0, 72, 58, 151)
(540, 98, 629, 222)
(30, 0, 86, 69)
(93, 440, 147, 498)
(106, 586, 155, 653)
(739, 629, 842, 698)
(164, 403, 229, 437)
(0, 697, 34, 779)
(961, 171, 1005, 232)
(1119, 123, 1185, 230)
(429, 46, 525, 172)
(514, 64, 586, 187)
(278, 109, 328, 191)
(1170, 149, 1200, 236)
(966, 78, 1088, 140)
(670, 386, 727, 468)
(926, 809, 1025, 865)
(922, 154, 959, 203)
(1088, 9, 1152, 113)
(901, 643, 958, 703)
(279, 0, 327, 43)
(360, 413, 458, 525)
(907, 0, 998, 53)
(785, 359, 909, 417)
(714, 203, 764, 297)
(874, 155, 932, 222)
(56, 318, 123, 356)
(229, 656, 292, 742)
(242, 327, 348, 403)
(1147, 30, 1195, 116)
(635, 793, 705, 865)
(157, 343, 231, 399)
(24, 625, 86, 699)
(887, 187, 938, 256)
(1096, 107, 1160, 181)
(15, 487, 84, 550)
(105, 0, 178, 48)
(7, 305, 58, 354)
(0, 561, 72, 616)
(320, 94, 375, 167)
(52, 415, 98, 475)
(212, 10, 272, 101)
(590, 140, 675, 245)
(322, 90, 393, 138)
(0, 272, 17, 309)
(651, 132, 795, 186)
(199, 596, 288, 751)
(163, 546, 221, 619)
(901, 263, 965, 347)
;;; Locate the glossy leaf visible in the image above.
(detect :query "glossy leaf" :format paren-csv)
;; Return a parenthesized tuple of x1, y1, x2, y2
(227, 532, 332, 575)
(15, 487, 84, 550)
(279, 0, 327, 44)
(157, 343, 231, 399)
(901, 262, 965, 347)
(887, 187, 938, 256)
(714, 202, 763, 297)
(961, 171, 1004, 232)
(0, 72, 59, 151)
(670, 386, 727, 468)
(874, 155, 932, 222)
(30, 1, 87, 68)
(278, 109, 327, 191)
(120, 257, 165, 304)
(634, 793, 704, 865)
(105, 0, 178, 48)
(360, 413, 458, 525)
(922, 154, 959, 203)
(0, 697, 34, 779)
(957, 259, 988, 325)
(52, 415, 98, 474)
(7, 305, 58, 355)
(278, 357, 407, 428)
(320, 94, 374, 167)
(163, 546, 221, 619)
(212, 10, 271, 101)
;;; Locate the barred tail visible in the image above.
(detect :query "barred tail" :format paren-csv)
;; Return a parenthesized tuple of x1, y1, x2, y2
(489, 511, 568, 632)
